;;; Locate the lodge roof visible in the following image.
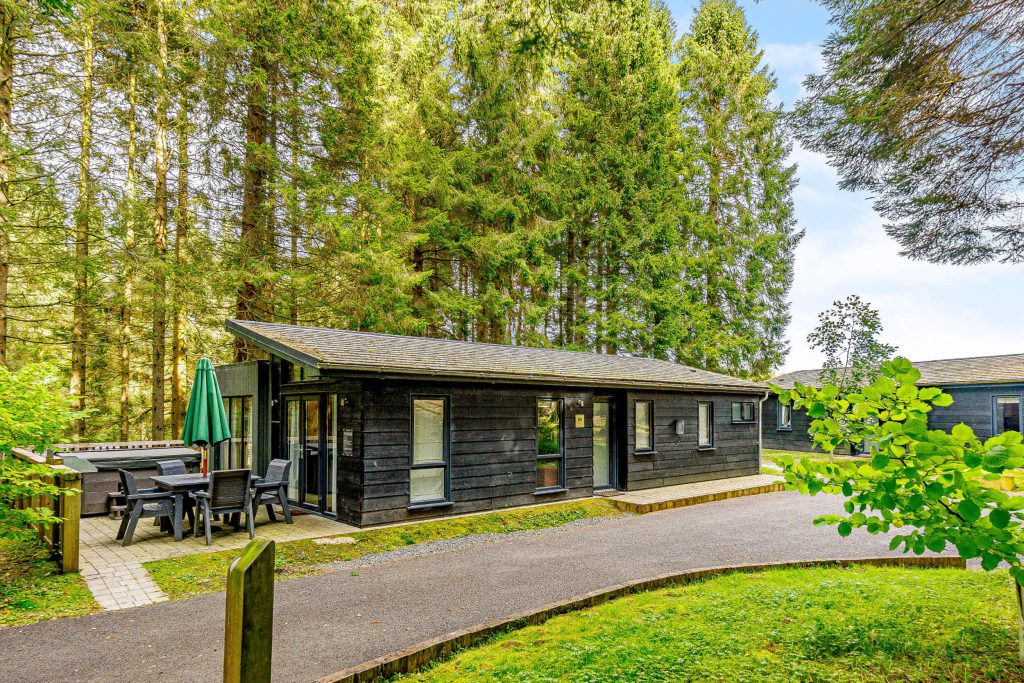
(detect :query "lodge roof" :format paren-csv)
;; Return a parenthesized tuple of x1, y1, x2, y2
(225, 320, 767, 393)
(771, 353, 1024, 389)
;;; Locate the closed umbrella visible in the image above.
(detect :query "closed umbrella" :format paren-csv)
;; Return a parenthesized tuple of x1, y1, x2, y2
(181, 357, 231, 476)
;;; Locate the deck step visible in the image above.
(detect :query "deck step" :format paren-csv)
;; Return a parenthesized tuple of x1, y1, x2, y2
(610, 474, 785, 514)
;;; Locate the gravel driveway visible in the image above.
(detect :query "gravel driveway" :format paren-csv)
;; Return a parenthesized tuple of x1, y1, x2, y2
(0, 491, 953, 683)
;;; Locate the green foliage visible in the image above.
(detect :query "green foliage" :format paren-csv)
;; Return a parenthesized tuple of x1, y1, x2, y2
(675, 0, 802, 378)
(0, 365, 82, 539)
(396, 566, 1020, 682)
(794, 0, 1024, 264)
(776, 357, 1024, 583)
(146, 498, 623, 600)
(807, 294, 896, 392)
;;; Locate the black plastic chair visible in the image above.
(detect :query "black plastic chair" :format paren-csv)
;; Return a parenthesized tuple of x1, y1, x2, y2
(252, 459, 293, 524)
(155, 459, 187, 476)
(191, 469, 253, 545)
(116, 469, 175, 547)
(153, 459, 196, 529)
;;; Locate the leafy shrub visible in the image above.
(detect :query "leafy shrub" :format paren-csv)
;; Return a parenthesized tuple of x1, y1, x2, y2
(0, 364, 82, 539)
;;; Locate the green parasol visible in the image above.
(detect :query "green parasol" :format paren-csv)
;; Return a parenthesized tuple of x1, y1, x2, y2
(181, 357, 231, 475)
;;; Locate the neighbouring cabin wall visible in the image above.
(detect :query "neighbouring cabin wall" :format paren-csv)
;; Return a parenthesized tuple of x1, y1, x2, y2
(623, 390, 761, 490)
(215, 360, 272, 474)
(360, 381, 592, 526)
(761, 398, 817, 453)
(930, 383, 1024, 440)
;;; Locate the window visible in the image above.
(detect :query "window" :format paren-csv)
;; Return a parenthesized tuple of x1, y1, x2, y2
(410, 397, 448, 505)
(731, 401, 755, 424)
(634, 400, 654, 451)
(994, 396, 1022, 435)
(698, 401, 714, 448)
(536, 399, 564, 490)
(777, 401, 793, 431)
(220, 395, 253, 470)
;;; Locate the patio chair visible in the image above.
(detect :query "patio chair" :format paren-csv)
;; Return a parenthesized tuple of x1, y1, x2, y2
(116, 469, 175, 547)
(251, 459, 293, 524)
(155, 459, 187, 476)
(191, 469, 254, 545)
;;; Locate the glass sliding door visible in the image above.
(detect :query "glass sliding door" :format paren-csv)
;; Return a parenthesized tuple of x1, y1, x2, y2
(593, 400, 611, 488)
(286, 399, 301, 500)
(284, 393, 340, 515)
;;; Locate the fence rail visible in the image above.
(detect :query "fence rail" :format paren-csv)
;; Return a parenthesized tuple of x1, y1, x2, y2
(10, 447, 81, 573)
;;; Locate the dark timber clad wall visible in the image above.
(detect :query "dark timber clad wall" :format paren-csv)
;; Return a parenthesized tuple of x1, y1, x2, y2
(761, 398, 817, 452)
(360, 381, 592, 526)
(624, 390, 762, 490)
(930, 383, 1024, 439)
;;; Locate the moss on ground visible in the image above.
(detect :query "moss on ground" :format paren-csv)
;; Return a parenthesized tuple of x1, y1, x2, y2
(0, 538, 98, 628)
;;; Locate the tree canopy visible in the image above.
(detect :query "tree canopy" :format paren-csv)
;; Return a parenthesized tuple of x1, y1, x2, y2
(794, 0, 1024, 264)
(0, 0, 801, 440)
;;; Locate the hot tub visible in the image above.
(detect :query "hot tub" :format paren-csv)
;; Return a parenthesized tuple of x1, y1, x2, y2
(57, 445, 202, 516)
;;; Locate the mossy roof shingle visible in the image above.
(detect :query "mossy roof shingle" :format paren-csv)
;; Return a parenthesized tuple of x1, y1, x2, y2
(227, 320, 766, 393)
(771, 353, 1024, 389)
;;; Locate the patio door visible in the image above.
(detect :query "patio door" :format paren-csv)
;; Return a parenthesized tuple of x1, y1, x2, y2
(593, 397, 618, 490)
(285, 394, 339, 515)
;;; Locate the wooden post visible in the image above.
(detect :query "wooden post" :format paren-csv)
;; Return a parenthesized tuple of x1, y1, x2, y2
(224, 539, 275, 683)
(59, 470, 81, 573)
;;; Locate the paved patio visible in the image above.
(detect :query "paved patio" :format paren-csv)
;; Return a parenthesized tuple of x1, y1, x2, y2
(79, 509, 357, 610)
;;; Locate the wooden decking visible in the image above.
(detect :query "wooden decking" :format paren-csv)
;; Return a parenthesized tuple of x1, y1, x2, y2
(610, 474, 784, 514)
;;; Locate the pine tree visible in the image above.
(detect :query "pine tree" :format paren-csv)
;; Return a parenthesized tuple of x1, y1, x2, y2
(676, 0, 801, 378)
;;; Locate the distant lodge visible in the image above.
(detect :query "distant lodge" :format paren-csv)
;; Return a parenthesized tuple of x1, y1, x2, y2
(764, 354, 1024, 453)
(215, 320, 769, 527)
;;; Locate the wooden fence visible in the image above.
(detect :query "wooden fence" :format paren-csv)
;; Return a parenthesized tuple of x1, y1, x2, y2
(9, 447, 81, 573)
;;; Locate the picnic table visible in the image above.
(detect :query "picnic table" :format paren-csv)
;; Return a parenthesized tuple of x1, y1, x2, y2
(152, 473, 209, 541)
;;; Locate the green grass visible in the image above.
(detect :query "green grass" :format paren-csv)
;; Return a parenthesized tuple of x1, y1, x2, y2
(397, 566, 1022, 682)
(763, 448, 863, 476)
(0, 538, 99, 628)
(146, 498, 624, 600)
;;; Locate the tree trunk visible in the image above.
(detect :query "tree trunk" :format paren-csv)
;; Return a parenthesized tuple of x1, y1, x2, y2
(0, 5, 13, 368)
(71, 20, 95, 440)
(235, 51, 269, 362)
(1016, 579, 1024, 663)
(171, 92, 190, 437)
(119, 69, 138, 441)
(150, 0, 169, 439)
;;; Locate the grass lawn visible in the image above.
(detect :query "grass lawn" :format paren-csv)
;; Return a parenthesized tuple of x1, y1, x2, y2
(763, 448, 863, 476)
(146, 498, 624, 600)
(398, 565, 1022, 682)
(0, 538, 98, 628)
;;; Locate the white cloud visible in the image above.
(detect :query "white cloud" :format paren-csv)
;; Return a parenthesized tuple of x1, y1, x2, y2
(782, 212, 1024, 373)
(762, 42, 824, 75)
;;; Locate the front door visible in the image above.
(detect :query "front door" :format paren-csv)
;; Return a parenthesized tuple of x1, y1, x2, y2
(285, 394, 339, 515)
(593, 398, 617, 490)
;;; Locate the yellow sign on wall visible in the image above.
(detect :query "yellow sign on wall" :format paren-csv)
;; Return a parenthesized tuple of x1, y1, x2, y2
(575, 413, 585, 429)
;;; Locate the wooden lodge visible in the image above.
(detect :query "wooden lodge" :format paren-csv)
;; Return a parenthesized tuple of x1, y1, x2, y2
(217, 320, 769, 527)
(765, 354, 1024, 453)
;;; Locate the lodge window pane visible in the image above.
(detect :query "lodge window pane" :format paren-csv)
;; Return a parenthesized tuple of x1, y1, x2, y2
(778, 401, 792, 430)
(995, 396, 1022, 435)
(413, 399, 445, 464)
(410, 397, 448, 504)
(731, 401, 755, 424)
(698, 401, 714, 448)
(635, 400, 653, 451)
(410, 467, 445, 503)
(537, 399, 564, 490)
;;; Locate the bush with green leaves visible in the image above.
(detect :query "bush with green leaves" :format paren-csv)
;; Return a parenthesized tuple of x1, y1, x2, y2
(0, 364, 82, 539)
(774, 357, 1024, 582)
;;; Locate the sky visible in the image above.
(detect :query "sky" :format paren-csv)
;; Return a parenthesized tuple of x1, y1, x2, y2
(665, 0, 1024, 374)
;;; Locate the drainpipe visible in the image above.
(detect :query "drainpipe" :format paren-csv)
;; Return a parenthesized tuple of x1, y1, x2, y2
(757, 390, 771, 474)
